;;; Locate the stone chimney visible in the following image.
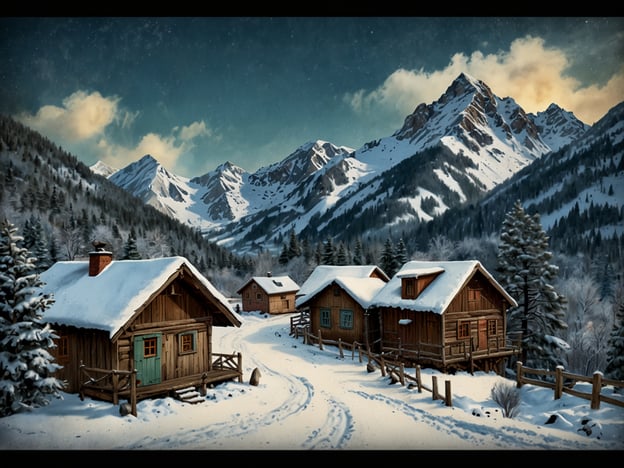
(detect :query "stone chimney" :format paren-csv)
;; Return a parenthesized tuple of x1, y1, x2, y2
(89, 240, 113, 276)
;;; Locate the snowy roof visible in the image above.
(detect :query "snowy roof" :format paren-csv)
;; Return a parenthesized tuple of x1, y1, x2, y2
(296, 276, 387, 309)
(39, 255, 241, 339)
(237, 275, 300, 295)
(371, 260, 518, 314)
(296, 265, 389, 298)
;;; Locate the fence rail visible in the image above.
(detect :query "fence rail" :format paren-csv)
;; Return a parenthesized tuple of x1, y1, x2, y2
(366, 356, 453, 406)
(516, 361, 624, 410)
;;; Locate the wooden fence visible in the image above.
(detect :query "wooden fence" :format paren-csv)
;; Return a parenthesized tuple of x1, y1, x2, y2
(367, 356, 453, 407)
(516, 361, 624, 410)
(292, 328, 453, 406)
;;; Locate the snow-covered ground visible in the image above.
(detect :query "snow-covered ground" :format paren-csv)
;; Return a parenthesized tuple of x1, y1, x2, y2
(1, 311, 623, 451)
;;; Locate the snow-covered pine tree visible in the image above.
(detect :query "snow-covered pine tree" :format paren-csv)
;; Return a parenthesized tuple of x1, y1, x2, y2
(0, 218, 64, 417)
(496, 201, 569, 372)
(122, 227, 142, 260)
(379, 238, 396, 277)
(321, 237, 335, 265)
(604, 302, 624, 384)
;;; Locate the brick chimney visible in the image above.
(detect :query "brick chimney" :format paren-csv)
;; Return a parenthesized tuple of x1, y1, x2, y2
(89, 240, 113, 276)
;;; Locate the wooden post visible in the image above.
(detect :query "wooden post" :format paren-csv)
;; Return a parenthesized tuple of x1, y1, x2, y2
(318, 330, 323, 350)
(130, 369, 137, 417)
(555, 365, 564, 400)
(516, 361, 523, 388)
(237, 352, 243, 383)
(432, 375, 439, 400)
(379, 355, 386, 377)
(445, 380, 452, 407)
(338, 338, 344, 358)
(591, 371, 603, 410)
(112, 371, 119, 405)
(399, 362, 405, 386)
(415, 365, 423, 393)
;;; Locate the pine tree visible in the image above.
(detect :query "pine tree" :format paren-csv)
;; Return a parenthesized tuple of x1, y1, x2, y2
(278, 244, 289, 265)
(496, 201, 568, 372)
(604, 303, 624, 384)
(122, 228, 142, 260)
(352, 238, 363, 265)
(379, 237, 397, 277)
(287, 228, 301, 260)
(0, 218, 64, 417)
(321, 238, 335, 265)
(395, 238, 408, 269)
(336, 243, 348, 265)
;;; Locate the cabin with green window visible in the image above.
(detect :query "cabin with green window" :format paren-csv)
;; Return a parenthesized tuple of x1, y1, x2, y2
(295, 265, 389, 351)
(40, 246, 242, 406)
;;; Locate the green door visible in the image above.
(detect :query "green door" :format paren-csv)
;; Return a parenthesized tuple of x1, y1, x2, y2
(134, 333, 162, 386)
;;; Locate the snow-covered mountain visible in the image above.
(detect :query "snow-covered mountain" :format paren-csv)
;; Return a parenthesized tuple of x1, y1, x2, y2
(95, 73, 590, 254)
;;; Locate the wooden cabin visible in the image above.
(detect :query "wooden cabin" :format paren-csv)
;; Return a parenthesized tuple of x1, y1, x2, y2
(370, 260, 519, 375)
(39, 248, 243, 407)
(236, 274, 299, 314)
(295, 265, 390, 351)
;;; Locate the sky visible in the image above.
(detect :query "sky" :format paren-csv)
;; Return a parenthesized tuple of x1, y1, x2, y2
(1, 17, 623, 178)
(1, 309, 622, 452)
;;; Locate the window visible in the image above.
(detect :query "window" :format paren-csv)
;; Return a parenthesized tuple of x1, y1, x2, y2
(339, 309, 354, 329)
(178, 331, 197, 354)
(256, 292, 262, 300)
(487, 320, 497, 336)
(458, 321, 470, 339)
(320, 308, 331, 328)
(143, 337, 158, 357)
(333, 286, 340, 296)
(468, 289, 480, 302)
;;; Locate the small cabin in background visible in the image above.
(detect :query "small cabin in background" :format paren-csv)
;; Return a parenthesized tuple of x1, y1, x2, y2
(295, 265, 390, 351)
(236, 274, 299, 314)
(371, 260, 519, 375)
(40, 245, 243, 409)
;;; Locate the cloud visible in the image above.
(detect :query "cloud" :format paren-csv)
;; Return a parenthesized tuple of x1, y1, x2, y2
(16, 91, 120, 142)
(345, 35, 624, 125)
(175, 121, 214, 141)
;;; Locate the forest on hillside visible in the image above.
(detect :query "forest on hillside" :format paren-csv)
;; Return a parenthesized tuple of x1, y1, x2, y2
(1, 113, 623, 381)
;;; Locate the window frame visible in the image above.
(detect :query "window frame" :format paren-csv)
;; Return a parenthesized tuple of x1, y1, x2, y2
(178, 330, 198, 355)
(457, 321, 470, 339)
(320, 307, 331, 328)
(339, 309, 354, 330)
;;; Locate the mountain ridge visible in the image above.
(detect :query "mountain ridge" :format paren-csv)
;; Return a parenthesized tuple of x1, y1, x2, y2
(95, 73, 591, 254)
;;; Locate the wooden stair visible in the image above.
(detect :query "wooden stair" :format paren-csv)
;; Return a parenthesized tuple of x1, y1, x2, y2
(174, 386, 205, 404)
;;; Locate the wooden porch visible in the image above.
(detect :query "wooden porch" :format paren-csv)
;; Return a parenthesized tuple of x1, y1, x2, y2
(78, 352, 243, 416)
(380, 337, 520, 375)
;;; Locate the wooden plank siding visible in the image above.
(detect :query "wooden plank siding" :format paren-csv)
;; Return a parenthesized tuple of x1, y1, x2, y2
(377, 270, 516, 374)
(308, 283, 368, 345)
(52, 279, 224, 394)
(239, 280, 297, 314)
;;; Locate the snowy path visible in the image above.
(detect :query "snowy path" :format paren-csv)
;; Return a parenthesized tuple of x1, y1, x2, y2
(1, 312, 622, 451)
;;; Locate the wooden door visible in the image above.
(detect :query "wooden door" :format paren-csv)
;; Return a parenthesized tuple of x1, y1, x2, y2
(134, 333, 162, 386)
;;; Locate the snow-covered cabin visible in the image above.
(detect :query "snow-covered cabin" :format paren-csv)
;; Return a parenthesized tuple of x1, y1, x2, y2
(236, 274, 299, 314)
(39, 248, 243, 405)
(295, 265, 390, 349)
(371, 260, 519, 375)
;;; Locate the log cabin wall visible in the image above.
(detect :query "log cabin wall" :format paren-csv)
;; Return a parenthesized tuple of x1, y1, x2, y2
(443, 272, 507, 355)
(240, 281, 269, 313)
(124, 280, 213, 381)
(266, 291, 296, 314)
(308, 284, 367, 344)
(380, 307, 441, 352)
(51, 326, 113, 393)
